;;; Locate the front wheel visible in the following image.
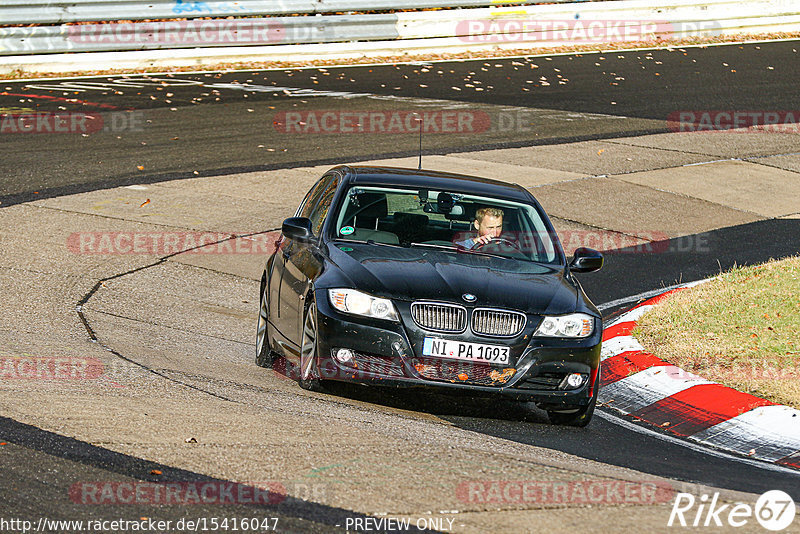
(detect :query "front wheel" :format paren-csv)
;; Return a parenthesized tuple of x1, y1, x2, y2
(299, 302, 325, 392)
(546, 369, 600, 427)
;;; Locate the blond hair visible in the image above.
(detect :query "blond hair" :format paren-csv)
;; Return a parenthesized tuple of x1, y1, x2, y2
(475, 207, 504, 223)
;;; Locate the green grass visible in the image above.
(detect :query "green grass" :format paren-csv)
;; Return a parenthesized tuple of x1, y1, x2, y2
(633, 256, 800, 408)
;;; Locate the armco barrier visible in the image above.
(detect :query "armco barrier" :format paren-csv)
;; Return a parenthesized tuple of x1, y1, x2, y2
(0, 15, 400, 54)
(0, 0, 578, 25)
(396, 0, 800, 42)
(1, 0, 799, 64)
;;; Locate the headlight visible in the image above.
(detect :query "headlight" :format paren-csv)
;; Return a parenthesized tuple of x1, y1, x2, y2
(328, 289, 399, 321)
(534, 313, 594, 338)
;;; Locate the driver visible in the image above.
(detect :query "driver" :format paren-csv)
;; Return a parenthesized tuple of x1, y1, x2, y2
(455, 207, 504, 249)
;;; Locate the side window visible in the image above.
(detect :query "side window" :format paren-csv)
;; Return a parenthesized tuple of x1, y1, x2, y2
(309, 176, 340, 235)
(297, 174, 334, 219)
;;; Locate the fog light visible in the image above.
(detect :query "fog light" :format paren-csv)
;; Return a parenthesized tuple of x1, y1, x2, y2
(334, 348, 354, 365)
(565, 373, 586, 389)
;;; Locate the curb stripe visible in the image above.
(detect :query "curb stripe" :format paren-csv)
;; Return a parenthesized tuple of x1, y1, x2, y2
(606, 305, 654, 328)
(599, 335, 643, 360)
(638, 288, 682, 306)
(777, 453, 800, 470)
(600, 282, 800, 469)
(598, 366, 715, 414)
(691, 405, 800, 462)
(602, 321, 636, 341)
(630, 384, 776, 437)
(600, 351, 669, 386)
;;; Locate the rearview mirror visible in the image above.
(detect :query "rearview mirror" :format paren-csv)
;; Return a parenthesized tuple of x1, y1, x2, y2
(569, 247, 603, 273)
(282, 217, 314, 242)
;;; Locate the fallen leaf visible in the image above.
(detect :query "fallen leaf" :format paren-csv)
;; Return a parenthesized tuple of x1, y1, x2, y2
(150, 469, 162, 475)
(457, 373, 468, 381)
(137, 165, 144, 171)
(139, 199, 150, 208)
(597, 149, 605, 155)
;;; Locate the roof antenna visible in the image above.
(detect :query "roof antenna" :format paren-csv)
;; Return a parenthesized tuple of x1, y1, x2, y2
(416, 114, 423, 170)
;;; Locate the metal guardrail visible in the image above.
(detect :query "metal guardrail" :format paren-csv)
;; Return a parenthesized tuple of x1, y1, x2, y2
(0, 0, 580, 25)
(1, 0, 798, 57)
(0, 14, 400, 54)
(396, 0, 800, 40)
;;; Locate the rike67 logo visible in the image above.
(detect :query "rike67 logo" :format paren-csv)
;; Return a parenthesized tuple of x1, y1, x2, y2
(669, 490, 796, 531)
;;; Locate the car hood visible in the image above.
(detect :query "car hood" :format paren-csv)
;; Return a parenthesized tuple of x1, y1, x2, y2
(323, 243, 578, 315)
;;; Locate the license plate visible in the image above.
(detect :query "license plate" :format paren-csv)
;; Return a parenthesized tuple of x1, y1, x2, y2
(422, 337, 510, 365)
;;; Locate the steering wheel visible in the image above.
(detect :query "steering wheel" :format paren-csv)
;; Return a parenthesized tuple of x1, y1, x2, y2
(473, 237, 523, 253)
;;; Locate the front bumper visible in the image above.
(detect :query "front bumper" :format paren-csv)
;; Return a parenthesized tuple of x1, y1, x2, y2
(314, 293, 602, 406)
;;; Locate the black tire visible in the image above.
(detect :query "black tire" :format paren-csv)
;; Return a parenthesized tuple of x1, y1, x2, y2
(255, 285, 275, 369)
(298, 301, 325, 392)
(547, 369, 600, 427)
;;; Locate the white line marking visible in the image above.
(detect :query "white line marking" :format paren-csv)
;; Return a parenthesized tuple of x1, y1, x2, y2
(682, 158, 736, 167)
(598, 278, 713, 312)
(606, 304, 655, 327)
(599, 285, 683, 312)
(595, 410, 800, 476)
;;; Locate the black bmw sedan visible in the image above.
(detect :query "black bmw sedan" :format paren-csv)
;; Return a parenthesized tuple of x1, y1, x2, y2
(256, 165, 604, 426)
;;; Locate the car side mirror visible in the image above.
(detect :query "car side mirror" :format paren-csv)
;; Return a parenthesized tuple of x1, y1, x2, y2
(569, 247, 603, 273)
(282, 217, 315, 242)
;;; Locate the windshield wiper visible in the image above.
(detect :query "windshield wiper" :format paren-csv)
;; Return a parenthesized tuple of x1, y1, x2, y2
(460, 249, 515, 260)
(409, 242, 459, 251)
(334, 238, 402, 248)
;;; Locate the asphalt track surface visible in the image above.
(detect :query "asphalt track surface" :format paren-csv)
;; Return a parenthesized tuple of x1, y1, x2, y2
(2, 39, 799, 204)
(2, 40, 800, 527)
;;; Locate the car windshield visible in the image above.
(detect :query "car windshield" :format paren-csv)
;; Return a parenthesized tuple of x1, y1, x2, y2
(330, 185, 562, 264)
